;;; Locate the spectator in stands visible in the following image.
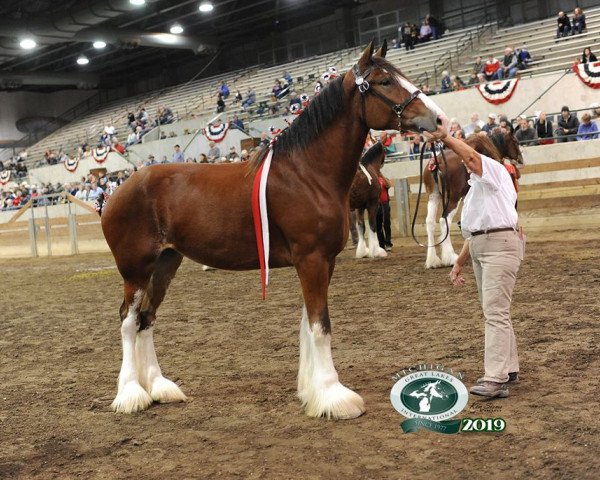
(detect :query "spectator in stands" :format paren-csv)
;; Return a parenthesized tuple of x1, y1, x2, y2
(449, 119, 462, 137)
(556, 106, 580, 142)
(198, 153, 208, 163)
(498, 47, 518, 79)
(556, 11, 571, 38)
(472, 56, 484, 76)
(576, 113, 599, 141)
(463, 113, 485, 137)
(219, 81, 230, 99)
(391, 39, 399, 49)
(590, 103, 600, 119)
(440, 71, 452, 93)
(126, 127, 141, 147)
(138, 108, 150, 126)
(160, 155, 168, 163)
(483, 55, 501, 81)
(288, 91, 302, 109)
(145, 155, 157, 166)
(515, 116, 538, 146)
(534, 111, 553, 144)
(482, 113, 499, 134)
(242, 88, 256, 110)
(228, 146, 241, 162)
(216, 92, 225, 113)
(407, 136, 422, 161)
(231, 115, 244, 131)
(419, 20, 432, 42)
(271, 80, 284, 100)
(258, 132, 270, 148)
(160, 131, 167, 140)
(572, 8, 586, 35)
(468, 71, 481, 85)
(283, 71, 293, 85)
(425, 14, 441, 40)
(400, 23, 414, 51)
(515, 46, 532, 70)
(455, 129, 466, 140)
(207, 141, 221, 163)
(582, 47, 597, 63)
(111, 137, 126, 154)
(89, 181, 103, 201)
(127, 112, 136, 130)
(156, 106, 174, 125)
(240, 149, 249, 161)
(172, 144, 185, 163)
(234, 89, 243, 104)
(74, 184, 86, 200)
(451, 75, 465, 91)
(498, 114, 515, 134)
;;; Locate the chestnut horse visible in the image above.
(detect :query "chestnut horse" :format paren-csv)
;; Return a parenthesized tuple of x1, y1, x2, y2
(423, 130, 523, 268)
(101, 41, 445, 419)
(349, 141, 387, 258)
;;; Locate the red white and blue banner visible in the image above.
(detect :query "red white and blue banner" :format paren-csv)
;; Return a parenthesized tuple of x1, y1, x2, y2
(476, 78, 519, 104)
(0, 170, 11, 185)
(573, 61, 600, 89)
(64, 156, 79, 172)
(92, 146, 109, 163)
(204, 122, 229, 142)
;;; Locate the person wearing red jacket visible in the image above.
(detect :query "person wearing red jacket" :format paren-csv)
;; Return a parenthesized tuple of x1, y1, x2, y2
(483, 55, 501, 81)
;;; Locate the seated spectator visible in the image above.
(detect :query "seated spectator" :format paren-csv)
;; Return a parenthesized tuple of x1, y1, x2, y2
(231, 115, 244, 131)
(198, 153, 208, 163)
(160, 131, 167, 140)
(556, 11, 571, 38)
(399, 23, 414, 51)
(156, 106, 174, 125)
(498, 47, 518, 79)
(288, 91, 302, 108)
(498, 114, 514, 134)
(515, 116, 538, 146)
(408, 136, 422, 161)
(440, 71, 452, 93)
(160, 155, 168, 164)
(111, 137, 126, 154)
(420, 84, 431, 94)
(419, 20, 432, 42)
(216, 92, 225, 113)
(515, 46, 531, 70)
(467, 70, 481, 85)
(145, 155, 157, 166)
(172, 144, 185, 163)
(74, 184, 86, 200)
(576, 113, 599, 141)
(283, 71, 293, 85)
(572, 8, 586, 35)
(127, 112, 136, 130)
(240, 149, 249, 161)
(219, 81, 230, 99)
(207, 141, 220, 163)
(556, 106, 580, 142)
(258, 132, 270, 148)
(472, 56, 484, 76)
(272, 80, 284, 100)
(582, 47, 597, 63)
(535, 111, 554, 144)
(463, 113, 485, 137)
(168, 131, 177, 138)
(450, 75, 465, 91)
(137, 108, 150, 126)
(234, 89, 243, 103)
(241, 88, 256, 110)
(391, 39, 399, 49)
(590, 102, 600, 119)
(425, 14, 441, 40)
(449, 119, 462, 137)
(228, 146, 241, 162)
(482, 113, 498, 134)
(455, 129, 466, 140)
(483, 55, 501, 81)
(126, 128, 141, 147)
(88, 182, 104, 201)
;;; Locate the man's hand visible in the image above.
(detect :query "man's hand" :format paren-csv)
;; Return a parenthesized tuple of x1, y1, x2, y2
(449, 263, 466, 286)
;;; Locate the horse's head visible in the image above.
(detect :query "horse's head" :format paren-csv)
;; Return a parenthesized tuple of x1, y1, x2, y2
(490, 129, 524, 165)
(348, 41, 447, 134)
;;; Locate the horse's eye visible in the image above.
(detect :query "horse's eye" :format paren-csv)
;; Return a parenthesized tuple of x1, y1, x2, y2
(381, 79, 391, 86)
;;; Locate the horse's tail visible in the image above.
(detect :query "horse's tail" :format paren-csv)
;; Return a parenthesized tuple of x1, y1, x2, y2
(95, 192, 110, 216)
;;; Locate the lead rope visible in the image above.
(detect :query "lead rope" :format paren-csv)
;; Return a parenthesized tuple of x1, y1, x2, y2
(411, 142, 451, 248)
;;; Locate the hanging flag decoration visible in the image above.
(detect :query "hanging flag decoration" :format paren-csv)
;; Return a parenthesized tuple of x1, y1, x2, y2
(64, 157, 79, 172)
(573, 61, 600, 89)
(0, 170, 11, 185)
(92, 145, 110, 163)
(300, 93, 310, 108)
(476, 78, 519, 104)
(289, 103, 303, 115)
(203, 122, 230, 142)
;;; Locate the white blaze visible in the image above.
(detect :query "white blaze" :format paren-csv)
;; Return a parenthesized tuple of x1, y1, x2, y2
(395, 74, 447, 123)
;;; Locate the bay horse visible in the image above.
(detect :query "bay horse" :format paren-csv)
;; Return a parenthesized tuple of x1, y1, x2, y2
(101, 41, 446, 419)
(423, 130, 523, 268)
(349, 141, 387, 259)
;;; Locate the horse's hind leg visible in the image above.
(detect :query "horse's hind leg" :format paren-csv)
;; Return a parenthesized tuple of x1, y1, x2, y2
(355, 209, 368, 258)
(367, 204, 387, 258)
(425, 192, 442, 269)
(440, 200, 461, 266)
(136, 248, 187, 404)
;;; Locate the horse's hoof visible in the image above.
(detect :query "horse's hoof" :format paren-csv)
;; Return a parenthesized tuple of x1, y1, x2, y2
(150, 376, 187, 404)
(302, 382, 365, 420)
(111, 381, 153, 413)
(425, 257, 442, 269)
(372, 247, 388, 258)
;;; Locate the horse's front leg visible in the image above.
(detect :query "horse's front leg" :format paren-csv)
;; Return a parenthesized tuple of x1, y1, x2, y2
(295, 253, 365, 419)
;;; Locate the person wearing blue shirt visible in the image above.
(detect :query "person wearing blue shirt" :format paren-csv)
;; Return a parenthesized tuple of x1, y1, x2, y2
(576, 113, 599, 141)
(172, 144, 185, 163)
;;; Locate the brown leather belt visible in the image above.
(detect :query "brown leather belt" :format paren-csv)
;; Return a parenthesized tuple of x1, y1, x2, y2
(470, 227, 516, 237)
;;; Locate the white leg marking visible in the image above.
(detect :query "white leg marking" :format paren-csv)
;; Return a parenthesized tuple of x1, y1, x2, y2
(440, 205, 460, 266)
(366, 219, 387, 258)
(201, 264, 215, 271)
(136, 327, 187, 404)
(425, 193, 442, 269)
(355, 216, 368, 258)
(297, 308, 365, 419)
(112, 292, 153, 413)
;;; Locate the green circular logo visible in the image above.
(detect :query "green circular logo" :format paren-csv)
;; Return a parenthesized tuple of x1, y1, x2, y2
(400, 379, 458, 415)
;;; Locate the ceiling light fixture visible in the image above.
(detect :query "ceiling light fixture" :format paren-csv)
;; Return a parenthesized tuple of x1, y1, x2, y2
(93, 40, 107, 49)
(170, 24, 184, 34)
(199, 2, 214, 13)
(20, 38, 37, 50)
(129, 0, 146, 6)
(77, 55, 90, 65)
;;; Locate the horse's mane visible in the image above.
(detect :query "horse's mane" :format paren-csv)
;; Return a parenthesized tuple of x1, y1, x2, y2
(488, 130, 509, 158)
(360, 142, 384, 166)
(465, 134, 502, 162)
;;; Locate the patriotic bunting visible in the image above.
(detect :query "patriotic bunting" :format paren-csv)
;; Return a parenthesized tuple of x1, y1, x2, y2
(573, 61, 600, 89)
(64, 157, 79, 172)
(0, 170, 11, 185)
(476, 78, 519, 104)
(92, 146, 110, 163)
(203, 122, 229, 142)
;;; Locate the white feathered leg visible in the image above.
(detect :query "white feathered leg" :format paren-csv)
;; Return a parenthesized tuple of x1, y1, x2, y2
(367, 219, 387, 258)
(440, 204, 460, 266)
(297, 307, 365, 419)
(355, 213, 368, 258)
(135, 327, 187, 404)
(425, 193, 442, 269)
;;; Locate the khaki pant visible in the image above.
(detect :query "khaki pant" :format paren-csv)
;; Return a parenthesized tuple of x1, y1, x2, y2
(470, 230, 523, 383)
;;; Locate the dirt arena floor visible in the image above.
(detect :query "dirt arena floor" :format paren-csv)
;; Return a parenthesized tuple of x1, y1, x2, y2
(1, 237, 599, 479)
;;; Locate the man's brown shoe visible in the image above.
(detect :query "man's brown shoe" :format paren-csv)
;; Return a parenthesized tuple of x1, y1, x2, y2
(477, 372, 519, 385)
(469, 381, 509, 398)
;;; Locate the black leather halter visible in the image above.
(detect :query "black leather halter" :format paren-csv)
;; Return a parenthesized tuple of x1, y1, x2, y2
(352, 63, 421, 129)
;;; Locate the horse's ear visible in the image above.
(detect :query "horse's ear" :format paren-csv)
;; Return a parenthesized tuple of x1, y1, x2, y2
(358, 40, 375, 68)
(374, 40, 388, 58)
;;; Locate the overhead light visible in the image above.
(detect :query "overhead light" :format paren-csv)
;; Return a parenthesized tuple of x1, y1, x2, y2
(93, 40, 107, 49)
(77, 55, 90, 65)
(129, 0, 146, 5)
(170, 24, 184, 34)
(20, 38, 37, 50)
(199, 2, 214, 12)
